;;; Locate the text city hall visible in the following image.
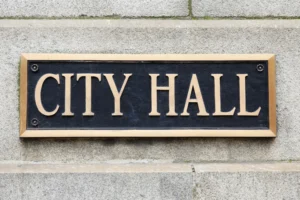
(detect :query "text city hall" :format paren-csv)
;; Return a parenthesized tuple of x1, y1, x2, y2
(35, 73, 261, 117)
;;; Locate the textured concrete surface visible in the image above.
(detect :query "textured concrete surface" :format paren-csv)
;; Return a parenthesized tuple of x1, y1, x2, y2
(0, 0, 188, 17)
(193, 172, 300, 199)
(3, 0, 300, 18)
(1, 173, 192, 200)
(0, 20, 300, 163)
(193, 0, 300, 17)
(0, 163, 299, 199)
(0, 163, 192, 173)
(0, 164, 193, 200)
(193, 163, 300, 200)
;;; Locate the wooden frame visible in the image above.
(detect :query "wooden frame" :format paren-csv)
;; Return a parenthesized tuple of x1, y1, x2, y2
(19, 54, 276, 138)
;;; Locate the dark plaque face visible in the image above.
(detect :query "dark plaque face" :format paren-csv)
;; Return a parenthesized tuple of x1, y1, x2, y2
(19, 54, 276, 137)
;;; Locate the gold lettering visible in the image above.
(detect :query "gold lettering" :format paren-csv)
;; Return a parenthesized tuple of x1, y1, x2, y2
(181, 74, 209, 116)
(237, 74, 261, 116)
(77, 73, 101, 116)
(212, 74, 236, 116)
(104, 73, 132, 116)
(149, 74, 178, 116)
(62, 74, 74, 116)
(35, 73, 60, 116)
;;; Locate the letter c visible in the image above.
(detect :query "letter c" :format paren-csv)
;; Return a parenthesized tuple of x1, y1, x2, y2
(35, 73, 60, 116)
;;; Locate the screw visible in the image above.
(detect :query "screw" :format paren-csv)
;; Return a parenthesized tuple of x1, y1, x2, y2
(31, 118, 39, 127)
(256, 64, 264, 72)
(31, 64, 39, 72)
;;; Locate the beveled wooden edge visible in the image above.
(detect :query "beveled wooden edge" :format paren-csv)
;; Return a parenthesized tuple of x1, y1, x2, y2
(19, 54, 276, 138)
(20, 55, 28, 136)
(21, 53, 275, 61)
(21, 130, 275, 138)
(268, 55, 276, 136)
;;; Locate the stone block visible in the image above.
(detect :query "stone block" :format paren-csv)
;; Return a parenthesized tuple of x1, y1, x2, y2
(193, 163, 300, 199)
(0, 0, 188, 17)
(0, 164, 193, 200)
(193, 0, 300, 17)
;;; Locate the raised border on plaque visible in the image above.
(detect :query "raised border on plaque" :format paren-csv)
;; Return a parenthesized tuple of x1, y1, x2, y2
(19, 54, 276, 138)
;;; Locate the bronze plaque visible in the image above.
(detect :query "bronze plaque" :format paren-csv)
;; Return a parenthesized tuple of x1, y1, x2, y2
(20, 54, 276, 137)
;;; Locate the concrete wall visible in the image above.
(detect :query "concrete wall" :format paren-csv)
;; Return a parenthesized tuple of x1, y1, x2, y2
(1, 163, 300, 200)
(1, 1, 300, 199)
(1, 0, 300, 18)
(1, 20, 300, 163)
(0, 0, 188, 17)
(193, 0, 300, 17)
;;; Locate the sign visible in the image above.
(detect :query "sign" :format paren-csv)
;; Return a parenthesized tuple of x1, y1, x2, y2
(20, 54, 276, 137)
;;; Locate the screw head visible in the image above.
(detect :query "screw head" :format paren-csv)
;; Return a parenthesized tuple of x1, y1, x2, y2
(31, 118, 39, 127)
(31, 64, 39, 72)
(257, 64, 264, 72)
